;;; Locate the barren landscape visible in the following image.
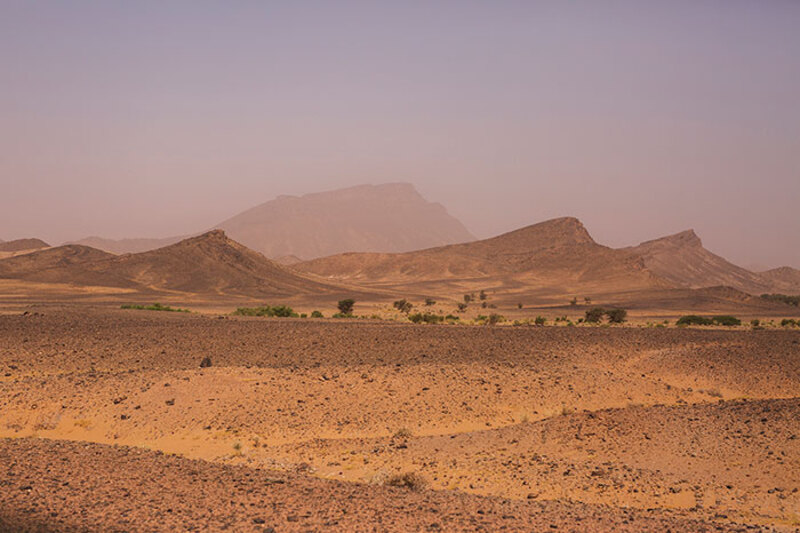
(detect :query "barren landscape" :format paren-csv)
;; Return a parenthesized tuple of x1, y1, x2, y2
(1, 307, 799, 531)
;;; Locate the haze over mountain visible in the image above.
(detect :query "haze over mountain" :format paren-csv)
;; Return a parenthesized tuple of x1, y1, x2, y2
(215, 183, 475, 260)
(70, 183, 475, 260)
(0, 231, 356, 299)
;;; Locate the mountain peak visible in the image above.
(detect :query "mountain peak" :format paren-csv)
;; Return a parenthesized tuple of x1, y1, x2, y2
(639, 229, 702, 249)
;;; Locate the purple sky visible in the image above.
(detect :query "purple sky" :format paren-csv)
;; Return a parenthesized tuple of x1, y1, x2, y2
(2, 1, 799, 269)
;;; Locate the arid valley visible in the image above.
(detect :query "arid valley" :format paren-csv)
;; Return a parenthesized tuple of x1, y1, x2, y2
(2, 186, 800, 531)
(3, 3, 800, 531)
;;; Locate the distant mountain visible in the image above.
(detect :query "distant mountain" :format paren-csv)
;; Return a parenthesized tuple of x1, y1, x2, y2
(68, 183, 474, 259)
(0, 238, 50, 252)
(216, 183, 475, 260)
(69, 235, 186, 255)
(0, 231, 360, 299)
(297, 217, 665, 299)
(625, 230, 776, 295)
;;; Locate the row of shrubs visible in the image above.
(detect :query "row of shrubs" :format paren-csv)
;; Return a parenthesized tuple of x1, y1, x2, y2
(761, 294, 800, 307)
(676, 315, 741, 326)
(121, 303, 190, 313)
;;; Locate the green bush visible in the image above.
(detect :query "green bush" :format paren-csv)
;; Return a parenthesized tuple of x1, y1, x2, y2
(712, 315, 741, 327)
(424, 298, 436, 306)
(584, 307, 606, 323)
(534, 316, 546, 326)
(121, 303, 189, 313)
(606, 308, 627, 324)
(310, 310, 324, 318)
(780, 318, 797, 327)
(408, 312, 444, 324)
(233, 305, 298, 318)
(676, 315, 714, 326)
(456, 302, 467, 312)
(337, 299, 355, 315)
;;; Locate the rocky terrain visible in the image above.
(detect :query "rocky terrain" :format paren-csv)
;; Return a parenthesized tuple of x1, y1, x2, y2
(1, 307, 798, 531)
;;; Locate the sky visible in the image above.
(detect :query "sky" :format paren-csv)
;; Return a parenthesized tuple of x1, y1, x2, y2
(1, 1, 799, 269)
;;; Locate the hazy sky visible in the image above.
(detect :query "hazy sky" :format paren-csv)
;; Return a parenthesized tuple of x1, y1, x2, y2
(2, 1, 799, 268)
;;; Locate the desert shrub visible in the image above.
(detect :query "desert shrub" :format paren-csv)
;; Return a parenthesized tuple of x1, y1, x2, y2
(517, 302, 523, 309)
(331, 312, 356, 319)
(481, 301, 488, 309)
(780, 318, 797, 327)
(408, 312, 444, 324)
(463, 294, 472, 303)
(310, 310, 324, 318)
(676, 315, 714, 326)
(570, 297, 578, 306)
(605, 308, 627, 324)
(233, 305, 297, 318)
(534, 316, 546, 326)
(392, 428, 413, 439)
(424, 298, 436, 306)
(444, 314, 460, 321)
(584, 307, 606, 323)
(485, 313, 503, 325)
(337, 299, 355, 315)
(385, 472, 428, 491)
(300, 313, 307, 318)
(584, 297, 592, 305)
(121, 303, 189, 313)
(712, 315, 741, 327)
(393, 299, 413, 313)
(761, 294, 800, 307)
(456, 302, 467, 312)
(479, 290, 487, 301)
(750, 318, 762, 328)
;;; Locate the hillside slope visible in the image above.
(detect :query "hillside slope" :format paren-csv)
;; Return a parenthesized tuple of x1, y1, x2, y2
(297, 217, 666, 300)
(625, 230, 778, 294)
(0, 231, 358, 299)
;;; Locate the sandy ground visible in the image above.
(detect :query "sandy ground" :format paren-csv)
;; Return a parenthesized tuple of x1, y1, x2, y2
(1, 307, 799, 531)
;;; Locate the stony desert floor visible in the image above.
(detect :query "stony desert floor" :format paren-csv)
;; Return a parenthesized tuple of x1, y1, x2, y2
(1, 307, 799, 531)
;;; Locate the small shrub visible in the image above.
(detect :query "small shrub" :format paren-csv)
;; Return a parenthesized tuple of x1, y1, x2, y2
(570, 297, 578, 307)
(456, 302, 467, 312)
(517, 302, 523, 309)
(534, 316, 546, 326)
(712, 315, 741, 327)
(479, 290, 487, 301)
(584, 297, 592, 305)
(750, 318, 762, 329)
(481, 301, 488, 309)
(605, 308, 627, 324)
(486, 313, 503, 325)
(385, 472, 428, 491)
(393, 299, 413, 313)
(392, 428, 413, 439)
(781, 318, 797, 327)
(584, 307, 606, 323)
(424, 298, 436, 306)
(310, 310, 324, 318)
(337, 299, 355, 315)
(463, 294, 472, 303)
(676, 315, 714, 326)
